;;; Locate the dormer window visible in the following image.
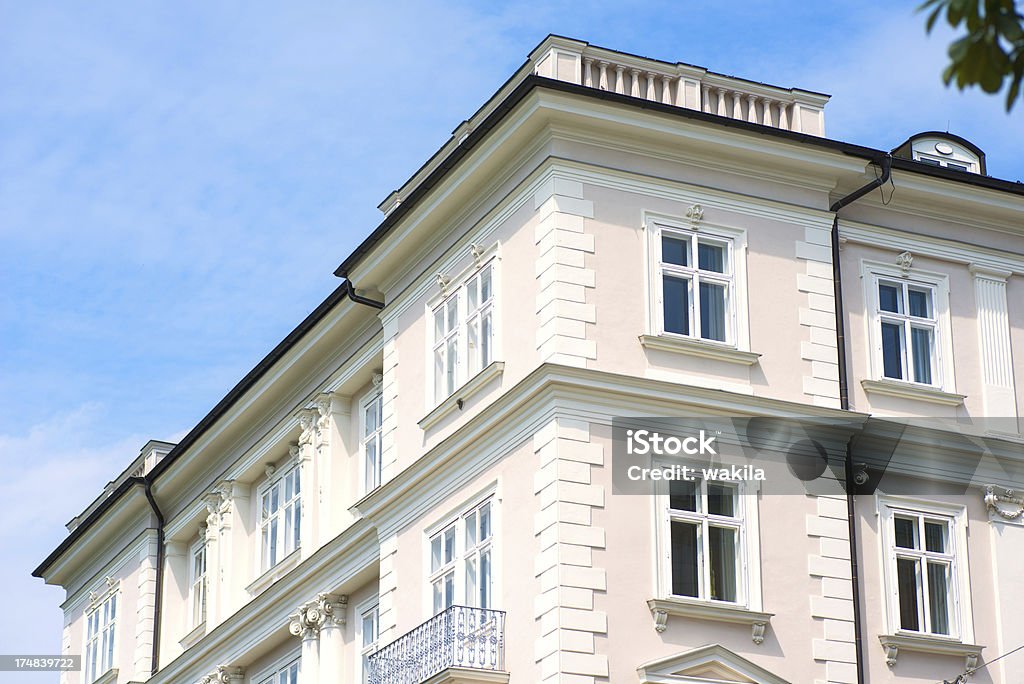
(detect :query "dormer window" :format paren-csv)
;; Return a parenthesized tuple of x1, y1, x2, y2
(893, 133, 985, 175)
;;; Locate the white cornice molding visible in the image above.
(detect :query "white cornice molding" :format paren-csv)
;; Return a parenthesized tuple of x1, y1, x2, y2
(861, 379, 966, 406)
(639, 335, 762, 365)
(353, 363, 867, 537)
(60, 529, 156, 614)
(840, 219, 1024, 274)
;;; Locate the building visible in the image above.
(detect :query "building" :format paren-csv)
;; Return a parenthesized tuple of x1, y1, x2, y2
(34, 35, 1024, 684)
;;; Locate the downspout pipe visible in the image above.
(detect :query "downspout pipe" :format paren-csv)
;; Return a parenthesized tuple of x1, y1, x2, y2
(344, 280, 385, 310)
(830, 153, 891, 684)
(142, 479, 165, 676)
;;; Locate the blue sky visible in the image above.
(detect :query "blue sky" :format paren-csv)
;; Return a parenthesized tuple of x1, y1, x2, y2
(1, 1, 1021, 678)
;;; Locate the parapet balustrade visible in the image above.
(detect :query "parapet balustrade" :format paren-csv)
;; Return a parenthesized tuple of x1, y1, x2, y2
(533, 38, 828, 136)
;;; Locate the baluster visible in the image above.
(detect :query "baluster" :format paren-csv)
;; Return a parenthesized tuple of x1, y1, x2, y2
(763, 98, 774, 126)
(779, 102, 789, 130)
(598, 61, 609, 90)
(630, 68, 641, 98)
(716, 87, 727, 116)
(646, 73, 656, 101)
(731, 91, 742, 120)
(583, 57, 594, 88)
(661, 75, 672, 104)
(747, 95, 758, 123)
(614, 65, 625, 94)
(701, 84, 711, 113)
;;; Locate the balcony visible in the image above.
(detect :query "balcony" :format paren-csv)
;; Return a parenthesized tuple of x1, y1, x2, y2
(368, 606, 508, 684)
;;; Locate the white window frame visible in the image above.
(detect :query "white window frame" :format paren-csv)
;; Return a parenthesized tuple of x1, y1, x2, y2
(861, 261, 955, 392)
(876, 495, 973, 642)
(654, 473, 763, 611)
(258, 462, 302, 573)
(355, 597, 379, 684)
(360, 385, 383, 494)
(254, 653, 300, 684)
(82, 584, 119, 683)
(424, 490, 499, 617)
(188, 537, 207, 629)
(425, 247, 501, 409)
(645, 214, 750, 350)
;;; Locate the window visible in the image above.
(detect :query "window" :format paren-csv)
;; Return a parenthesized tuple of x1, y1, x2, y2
(84, 590, 117, 682)
(260, 465, 301, 572)
(875, 279, 938, 385)
(878, 498, 971, 641)
(358, 603, 379, 683)
(258, 658, 299, 684)
(189, 539, 207, 627)
(665, 479, 743, 603)
(432, 262, 496, 404)
(361, 388, 383, 493)
(429, 498, 494, 614)
(647, 219, 748, 349)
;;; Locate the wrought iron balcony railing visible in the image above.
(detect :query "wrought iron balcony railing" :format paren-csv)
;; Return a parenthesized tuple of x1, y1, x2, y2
(367, 605, 506, 684)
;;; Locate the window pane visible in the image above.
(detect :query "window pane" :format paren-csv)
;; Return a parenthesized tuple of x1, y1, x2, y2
(432, 579, 443, 614)
(434, 307, 445, 341)
(481, 265, 492, 302)
(878, 283, 902, 313)
(670, 521, 699, 597)
(465, 511, 478, 548)
(897, 557, 921, 631)
(434, 347, 446, 402)
(293, 499, 301, 551)
(466, 556, 478, 607)
(443, 526, 455, 563)
(911, 327, 933, 384)
(707, 483, 736, 517)
(444, 571, 454, 609)
(924, 521, 946, 553)
(431, 535, 442, 572)
(481, 312, 492, 367)
(467, 318, 480, 374)
(446, 298, 458, 329)
(908, 288, 931, 318)
(445, 338, 458, 394)
(479, 502, 492, 540)
(663, 275, 690, 335)
(699, 281, 727, 342)
(927, 561, 950, 635)
(480, 548, 492, 608)
(881, 322, 904, 379)
(662, 236, 688, 266)
(468, 277, 479, 310)
(946, 162, 969, 172)
(894, 517, 917, 549)
(669, 480, 697, 512)
(708, 526, 737, 602)
(362, 611, 377, 648)
(698, 242, 725, 273)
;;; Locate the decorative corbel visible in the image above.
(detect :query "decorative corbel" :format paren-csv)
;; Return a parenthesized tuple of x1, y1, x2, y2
(965, 652, 979, 673)
(751, 621, 767, 645)
(652, 607, 668, 633)
(469, 243, 485, 268)
(884, 643, 898, 667)
(984, 485, 1024, 520)
(436, 273, 452, 296)
(896, 251, 913, 276)
(264, 463, 277, 478)
(372, 372, 383, 388)
(686, 203, 704, 228)
(298, 409, 316, 447)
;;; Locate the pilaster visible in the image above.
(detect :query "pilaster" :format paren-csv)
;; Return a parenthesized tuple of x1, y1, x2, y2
(380, 316, 400, 482)
(297, 410, 318, 559)
(807, 495, 857, 684)
(797, 225, 840, 408)
(534, 177, 597, 368)
(198, 666, 244, 684)
(533, 417, 608, 683)
(970, 265, 1018, 427)
(287, 593, 347, 684)
(133, 534, 159, 678)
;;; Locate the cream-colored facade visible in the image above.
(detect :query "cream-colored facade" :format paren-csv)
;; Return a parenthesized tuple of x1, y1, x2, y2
(35, 36, 1024, 684)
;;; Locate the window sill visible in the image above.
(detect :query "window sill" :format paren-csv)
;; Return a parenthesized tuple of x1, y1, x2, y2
(878, 633, 982, 671)
(92, 669, 118, 684)
(422, 667, 510, 684)
(179, 620, 206, 651)
(861, 379, 965, 406)
(639, 335, 761, 366)
(419, 361, 504, 431)
(246, 548, 301, 596)
(647, 598, 773, 644)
